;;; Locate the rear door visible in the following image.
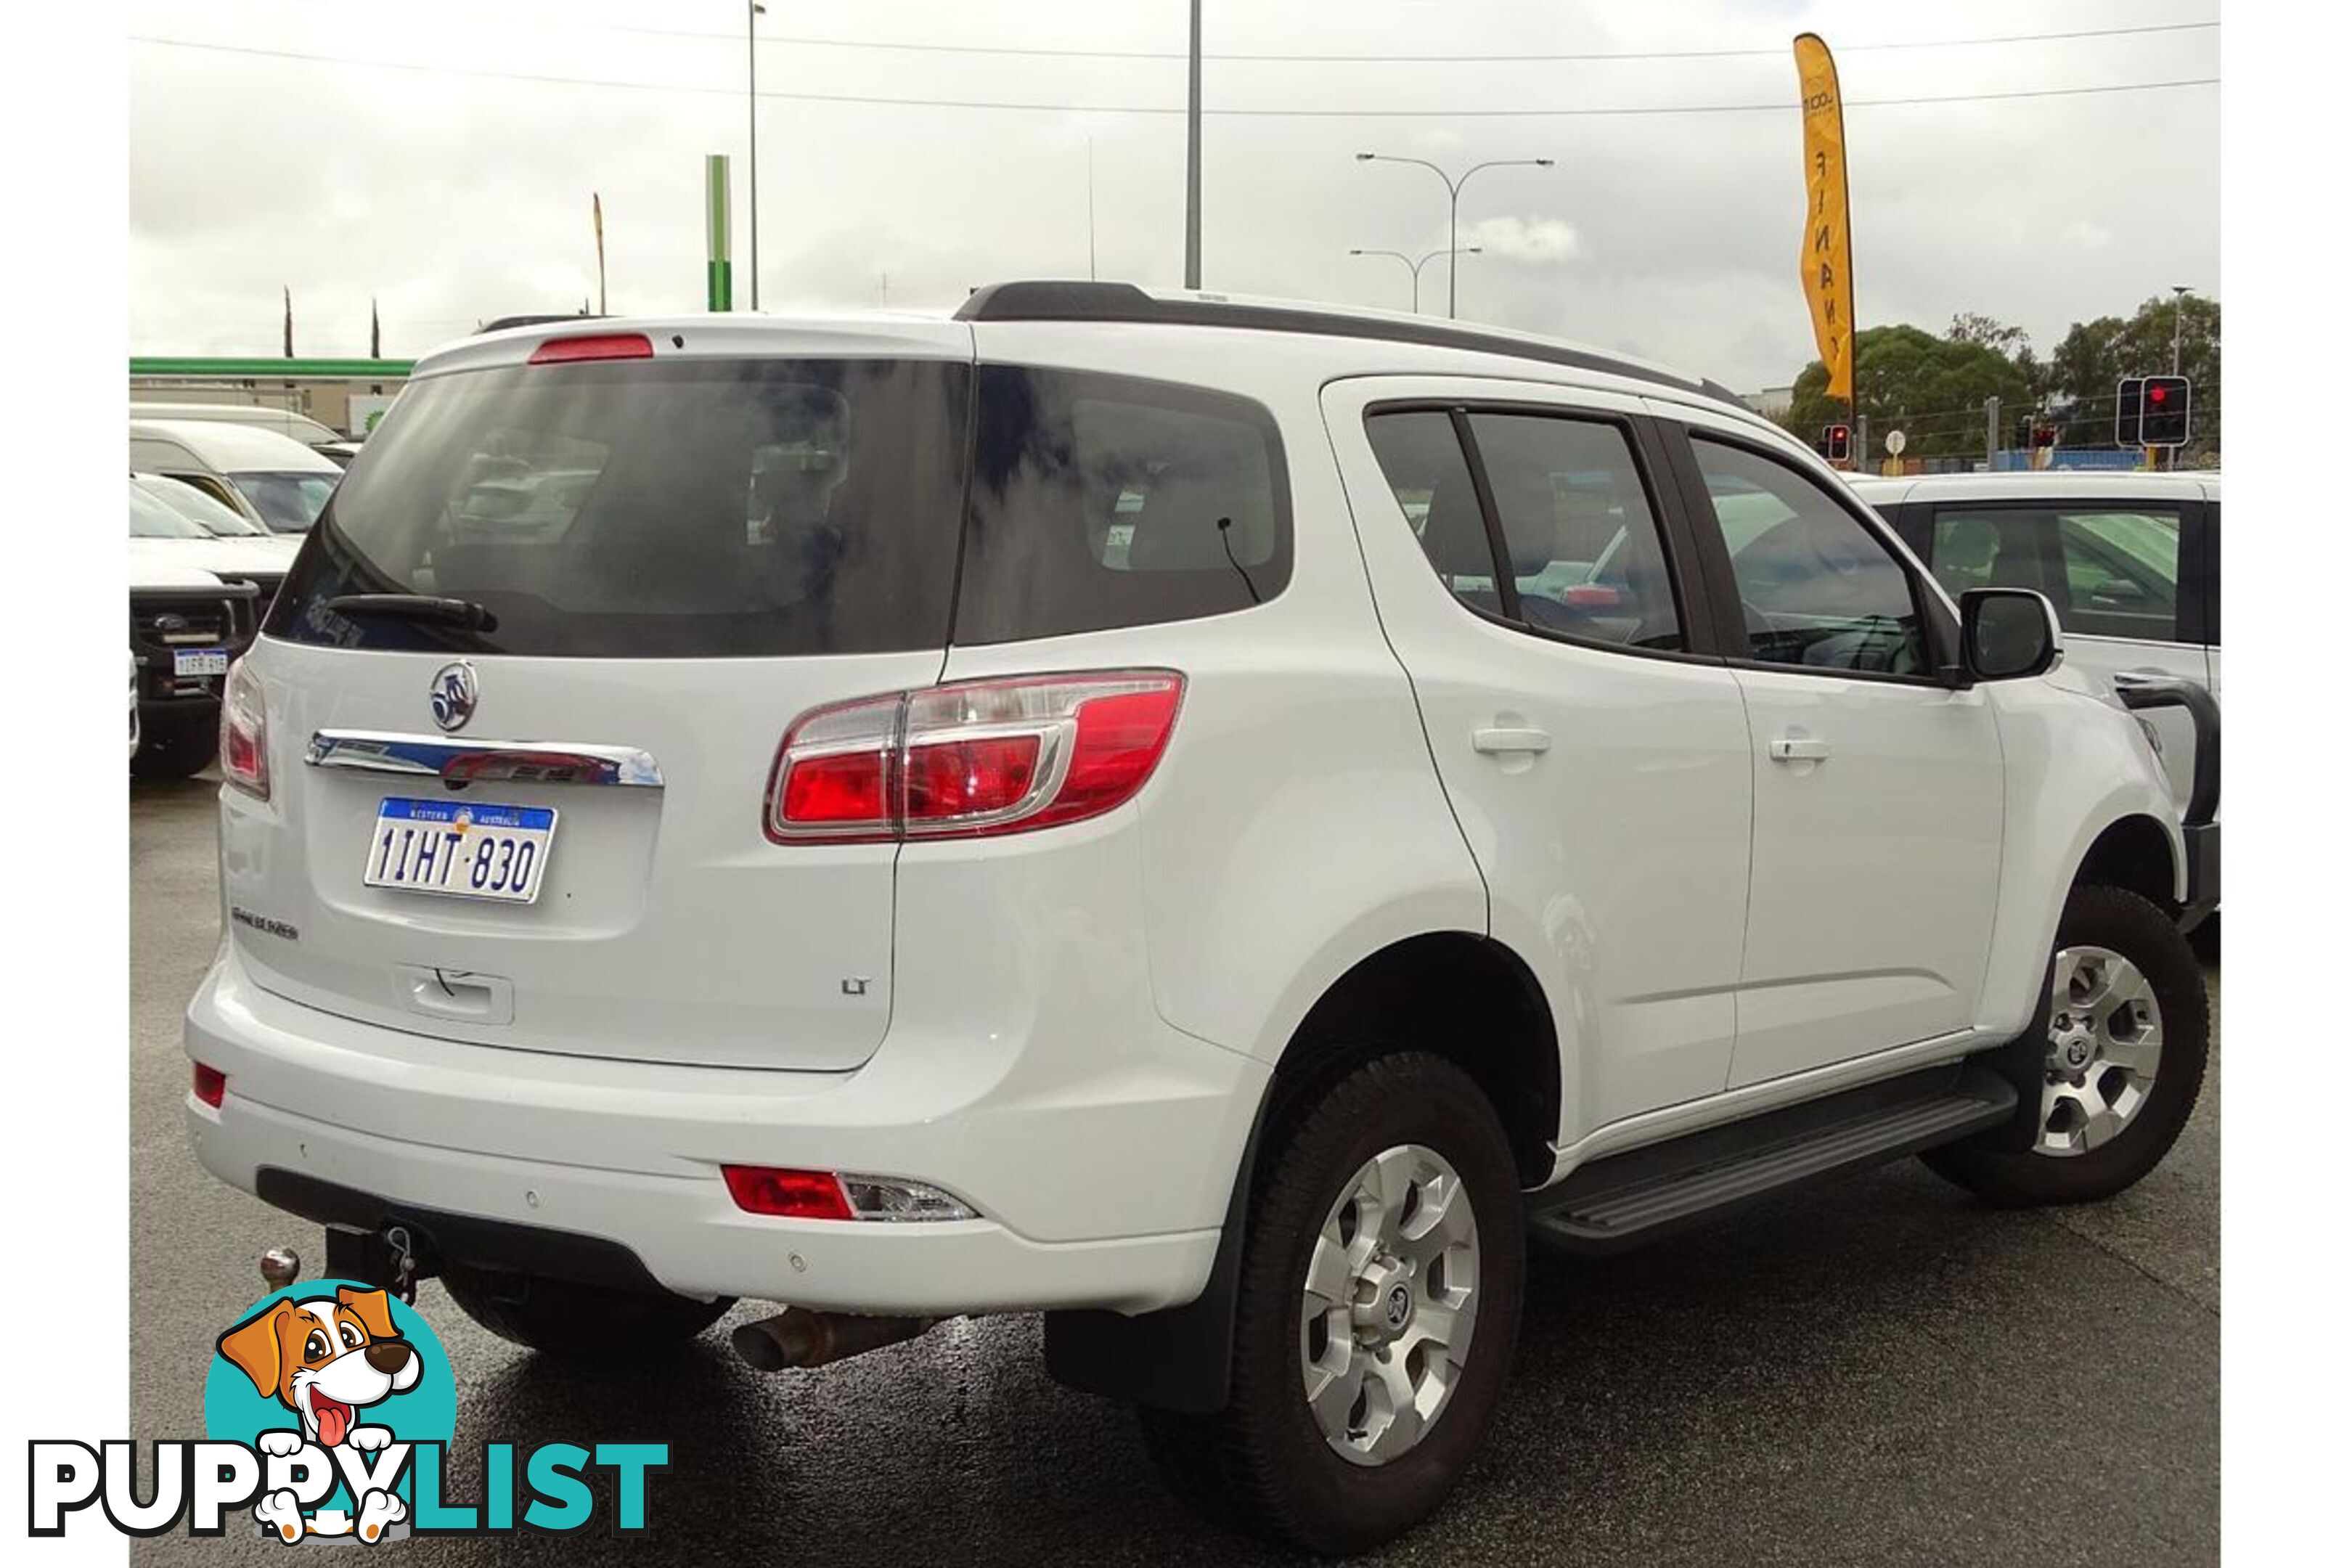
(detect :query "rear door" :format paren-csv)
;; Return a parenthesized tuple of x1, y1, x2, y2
(1327, 377, 1753, 1137)
(1657, 411, 2004, 1086)
(230, 326, 974, 1071)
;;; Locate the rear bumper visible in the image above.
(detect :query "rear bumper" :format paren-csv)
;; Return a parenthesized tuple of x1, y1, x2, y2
(184, 944, 1260, 1315)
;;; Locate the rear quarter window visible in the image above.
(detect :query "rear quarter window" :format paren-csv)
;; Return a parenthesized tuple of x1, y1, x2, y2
(952, 366, 1291, 643)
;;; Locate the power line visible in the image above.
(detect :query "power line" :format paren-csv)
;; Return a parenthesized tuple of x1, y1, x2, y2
(128, 37, 2219, 118)
(523, 17, 2221, 65)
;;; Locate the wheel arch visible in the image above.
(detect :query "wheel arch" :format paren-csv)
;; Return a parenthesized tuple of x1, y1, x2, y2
(2070, 812, 2181, 912)
(1044, 928, 1564, 1413)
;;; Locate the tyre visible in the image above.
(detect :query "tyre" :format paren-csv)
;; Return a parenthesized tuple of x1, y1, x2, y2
(1138, 1052, 1525, 1554)
(131, 706, 218, 780)
(438, 1265, 732, 1361)
(1925, 883, 2210, 1206)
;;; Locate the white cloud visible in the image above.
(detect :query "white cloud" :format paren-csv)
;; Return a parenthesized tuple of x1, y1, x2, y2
(1462, 215, 1583, 264)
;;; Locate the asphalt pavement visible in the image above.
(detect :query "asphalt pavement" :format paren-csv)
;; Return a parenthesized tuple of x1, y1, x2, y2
(129, 775, 2218, 1566)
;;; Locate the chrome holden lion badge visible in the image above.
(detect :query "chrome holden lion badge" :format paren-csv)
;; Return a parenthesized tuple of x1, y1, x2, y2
(429, 661, 479, 733)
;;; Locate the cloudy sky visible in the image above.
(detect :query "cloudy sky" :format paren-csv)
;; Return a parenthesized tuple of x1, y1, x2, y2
(128, 0, 2218, 393)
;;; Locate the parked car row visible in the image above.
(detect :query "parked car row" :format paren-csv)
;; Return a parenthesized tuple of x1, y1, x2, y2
(130, 419, 342, 534)
(126, 420, 334, 776)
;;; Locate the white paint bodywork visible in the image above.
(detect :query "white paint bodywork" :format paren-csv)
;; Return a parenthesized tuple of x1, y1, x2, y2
(184, 308, 2184, 1316)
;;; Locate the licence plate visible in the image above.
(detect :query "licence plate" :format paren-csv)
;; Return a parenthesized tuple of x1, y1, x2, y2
(362, 797, 558, 905)
(173, 649, 229, 677)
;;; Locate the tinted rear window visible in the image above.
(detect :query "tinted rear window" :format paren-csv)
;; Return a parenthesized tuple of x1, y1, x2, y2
(953, 365, 1289, 644)
(267, 358, 971, 657)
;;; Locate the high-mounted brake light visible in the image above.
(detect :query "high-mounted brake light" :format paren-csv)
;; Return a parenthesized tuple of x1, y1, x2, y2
(220, 658, 269, 800)
(765, 671, 1185, 844)
(528, 332, 655, 365)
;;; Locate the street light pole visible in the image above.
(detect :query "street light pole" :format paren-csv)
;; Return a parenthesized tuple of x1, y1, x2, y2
(1349, 247, 1483, 314)
(1184, 0, 1202, 288)
(2171, 284, 2192, 377)
(1355, 153, 1553, 319)
(748, 2, 765, 310)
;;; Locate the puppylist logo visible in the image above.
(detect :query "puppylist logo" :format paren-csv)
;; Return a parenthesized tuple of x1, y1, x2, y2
(28, 1277, 666, 1542)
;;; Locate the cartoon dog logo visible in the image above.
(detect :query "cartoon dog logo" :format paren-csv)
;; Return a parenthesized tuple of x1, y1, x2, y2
(216, 1286, 420, 1543)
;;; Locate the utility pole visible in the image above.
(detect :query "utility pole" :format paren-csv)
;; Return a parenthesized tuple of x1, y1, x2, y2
(2171, 285, 2192, 377)
(1183, 0, 1201, 288)
(748, 3, 765, 309)
(1985, 396, 2000, 470)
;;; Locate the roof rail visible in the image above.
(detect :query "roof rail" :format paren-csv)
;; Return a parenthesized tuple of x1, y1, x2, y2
(955, 280, 1743, 407)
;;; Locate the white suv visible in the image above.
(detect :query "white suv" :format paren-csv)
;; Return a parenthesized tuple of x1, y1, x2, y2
(185, 285, 2213, 1553)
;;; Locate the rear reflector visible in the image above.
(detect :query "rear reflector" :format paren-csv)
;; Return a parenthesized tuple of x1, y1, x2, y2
(528, 332, 655, 365)
(767, 671, 1184, 843)
(192, 1063, 226, 1108)
(723, 1167, 855, 1221)
(723, 1165, 978, 1222)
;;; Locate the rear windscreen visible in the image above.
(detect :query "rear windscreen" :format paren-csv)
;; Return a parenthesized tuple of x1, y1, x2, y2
(267, 358, 972, 657)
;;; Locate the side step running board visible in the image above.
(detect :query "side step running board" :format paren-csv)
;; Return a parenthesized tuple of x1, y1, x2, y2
(1528, 1064, 2016, 1256)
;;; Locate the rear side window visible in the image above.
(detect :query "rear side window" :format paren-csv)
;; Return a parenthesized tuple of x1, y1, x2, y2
(268, 358, 972, 657)
(952, 366, 1289, 644)
(1363, 408, 1683, 651)
(1363, 410, 1494, 607)
(1462, 413, 1683, 650)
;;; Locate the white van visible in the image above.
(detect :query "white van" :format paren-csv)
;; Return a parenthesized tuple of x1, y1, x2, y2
(129, 401, 343, 448)
(128, 419, 343, 534)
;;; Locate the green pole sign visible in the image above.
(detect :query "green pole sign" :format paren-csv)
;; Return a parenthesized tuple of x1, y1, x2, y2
(706, 153, 733, 312)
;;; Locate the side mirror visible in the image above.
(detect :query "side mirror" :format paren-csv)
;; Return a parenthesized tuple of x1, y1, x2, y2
(1959, 587, 2062, 681)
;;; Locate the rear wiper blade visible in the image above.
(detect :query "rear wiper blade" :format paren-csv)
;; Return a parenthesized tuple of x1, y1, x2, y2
(324, 593, 499, 633)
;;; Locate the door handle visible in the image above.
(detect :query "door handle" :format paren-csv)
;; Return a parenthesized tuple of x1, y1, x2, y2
(1768, 736, 1832, 763)
(1472, 727, 1552, 756)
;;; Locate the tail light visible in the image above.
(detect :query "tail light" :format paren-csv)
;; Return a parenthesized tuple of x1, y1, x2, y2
(220, 658, 269, 800)
(192, 1062, 226, 1108)
(766, 671, 1184, 844)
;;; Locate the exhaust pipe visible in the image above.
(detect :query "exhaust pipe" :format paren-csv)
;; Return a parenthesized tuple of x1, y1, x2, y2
(731, 1308, 938, 1371)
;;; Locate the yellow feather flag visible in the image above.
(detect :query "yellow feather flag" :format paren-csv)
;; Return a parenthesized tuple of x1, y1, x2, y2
(1794, 33, 1855, 405)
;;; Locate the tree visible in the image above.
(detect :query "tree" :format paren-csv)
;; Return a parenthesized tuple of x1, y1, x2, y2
(1783, 324, 2035, 460)
(1947, 311, 2029, 358)
(2046, 294, 2221, 454)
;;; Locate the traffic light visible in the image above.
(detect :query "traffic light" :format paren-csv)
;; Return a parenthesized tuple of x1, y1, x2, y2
(1823, 423, 1851, 462)
(2141, 376, 2191, 447)
(2115, 377, 2145, 448)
